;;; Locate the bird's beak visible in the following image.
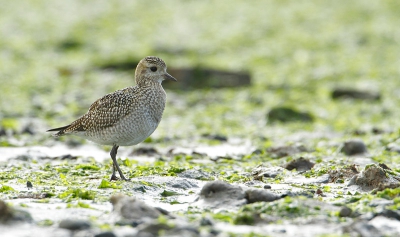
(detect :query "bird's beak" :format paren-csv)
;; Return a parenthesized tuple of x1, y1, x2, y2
(164, 72, 177, 82)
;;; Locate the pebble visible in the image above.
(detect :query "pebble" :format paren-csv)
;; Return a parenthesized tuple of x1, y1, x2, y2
(94, 232, 117, 237)
(59, 219, 91, 230)
(341, 139, 367, 156)
(267, 106, 314, 123)
(284, 157, 315, 171)
(339, 206, 352, 217)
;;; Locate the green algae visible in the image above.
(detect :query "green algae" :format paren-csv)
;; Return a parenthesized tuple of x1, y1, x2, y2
(98, 179, 122, 189)
(58, 188, 96, 201)
(0, 185, 15, 193)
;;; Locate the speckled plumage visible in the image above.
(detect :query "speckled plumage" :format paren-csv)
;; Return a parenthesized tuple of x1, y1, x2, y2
(47, 56, 177, 181)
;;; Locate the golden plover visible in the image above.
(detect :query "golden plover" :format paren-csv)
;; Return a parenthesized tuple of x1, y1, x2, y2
(47, 56, 177, 181)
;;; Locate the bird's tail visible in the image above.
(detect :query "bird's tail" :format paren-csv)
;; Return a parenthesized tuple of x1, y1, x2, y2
(46, 125, 70, 137)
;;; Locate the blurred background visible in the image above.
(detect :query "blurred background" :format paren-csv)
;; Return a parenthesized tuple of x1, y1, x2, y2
(0, 0, 400, 146)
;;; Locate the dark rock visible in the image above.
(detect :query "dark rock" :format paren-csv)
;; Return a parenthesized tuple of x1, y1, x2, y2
(371, 127, 385, 134)
(264, 185, 271, 189)
(0, 127, 6, 136)
(154, 207, 171, 217)
(201, 134, 228, 142)
(27, 181, 33, 189)
(209, 229, 220, 235)
(379, 209, 400, 221)
(98, 58, 139, 71)
(200, 217, 213, 226)
(14, 155, 33, 161)
(339, 206, 353, 217)
(131, 147, 159, 156)
(245, 189, 282, 203)
(178, 169, 212, 180)
(133, 185, 146, 193)
(341, 139, 368, 156)
(110, 195, 161, 221)
(198, 180, 247, 208)
(267, 106, 314, 123)
(0, 200, 33, 223)
(57, 39, 83, 51)
(267, 144, 308, 158)
(59, 219, 91, 230)
(60, 154, 78, 160)
(94, 231, 117, 237)
(284, 157, 315, 171)
(378, 163, 391, 170)
(164, 67, 251, 89)
(115, 219, 143, 227)
(137, 221, 200, 237)
(137, 223, 171, 236)
(331, 88, 381, 101)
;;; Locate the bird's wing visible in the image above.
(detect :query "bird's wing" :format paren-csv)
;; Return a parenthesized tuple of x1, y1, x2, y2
(59, 87, 137, 134)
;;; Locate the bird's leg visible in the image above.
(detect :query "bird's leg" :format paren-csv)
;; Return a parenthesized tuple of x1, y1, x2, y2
(109, 145, 130, 181)
(110, 162, 118, 181)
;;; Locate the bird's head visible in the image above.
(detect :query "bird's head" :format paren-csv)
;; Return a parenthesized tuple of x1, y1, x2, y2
(135, 56, 177, 86)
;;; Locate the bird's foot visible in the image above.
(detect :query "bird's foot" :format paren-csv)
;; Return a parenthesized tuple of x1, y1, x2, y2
(110, 174, 119, 181)
(109, 174, 130, 182)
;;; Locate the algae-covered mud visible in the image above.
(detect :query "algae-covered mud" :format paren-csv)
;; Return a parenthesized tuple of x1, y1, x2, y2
(1, 1, 400, 236)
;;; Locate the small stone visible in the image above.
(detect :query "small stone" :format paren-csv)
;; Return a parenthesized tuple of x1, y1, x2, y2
(131, 147, 159, 156)
(341, 139, 367, 156)
(379, 209, 400, 221)
(264, 185, 271, 189)
(339, 206, 352, 217)
(59, 219, 91, 230)
(164, 67, 251, 89)
(94, 232, 117, 237)
(245, 189, 281, 203)
(284, 157, 315, 171)
(267, 106, 314, 123)
(378, 163, 391, 170)
(110, 195, 161, 221)
(26, 181, 33, 189)
(200, 217, 213, 226)
(331, 88, 381, 101)
(198, 180, 247, 208)
(201, 134, 228, 142)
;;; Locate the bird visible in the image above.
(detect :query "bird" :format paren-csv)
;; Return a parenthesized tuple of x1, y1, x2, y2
(47, 56, 177, 181)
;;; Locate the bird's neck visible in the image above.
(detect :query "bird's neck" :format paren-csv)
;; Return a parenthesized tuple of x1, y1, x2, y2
(137, 78, 162, 88)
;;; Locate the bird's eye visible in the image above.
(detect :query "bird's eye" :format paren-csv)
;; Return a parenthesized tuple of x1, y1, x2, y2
(150, 66, 157, 72)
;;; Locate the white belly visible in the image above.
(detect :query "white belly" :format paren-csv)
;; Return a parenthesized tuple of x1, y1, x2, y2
(83, 112, 161, 146)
